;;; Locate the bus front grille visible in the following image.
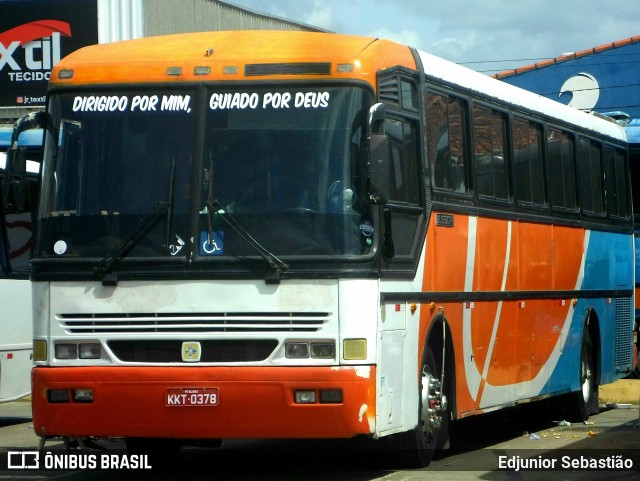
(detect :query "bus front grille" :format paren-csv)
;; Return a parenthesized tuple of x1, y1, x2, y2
(58, 312, 329, 334)
(108, 339, 278, 363)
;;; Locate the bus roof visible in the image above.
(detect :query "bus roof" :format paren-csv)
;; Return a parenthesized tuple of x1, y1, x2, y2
(0, 127, 44, 149)
(625, 119, 640, 145)
(50, 30, 625, 143)
(415, 50, 626, 142)
(0, 126, 42, 174)
(50, 30, 415, 89)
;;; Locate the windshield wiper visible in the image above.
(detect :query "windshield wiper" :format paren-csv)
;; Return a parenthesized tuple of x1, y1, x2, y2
(206, 198, 288, 283)
(95, 159, 176, 285)
(94, 201, 170, 285)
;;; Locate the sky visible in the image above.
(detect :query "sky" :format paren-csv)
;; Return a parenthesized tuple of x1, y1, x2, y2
(228, 0, 640, 75)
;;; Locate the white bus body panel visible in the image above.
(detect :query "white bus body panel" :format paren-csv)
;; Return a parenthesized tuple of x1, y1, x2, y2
(0, 278, 32, 402)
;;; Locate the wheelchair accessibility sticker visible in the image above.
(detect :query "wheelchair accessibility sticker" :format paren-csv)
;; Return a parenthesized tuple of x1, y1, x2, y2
(199, 231, 224, 256)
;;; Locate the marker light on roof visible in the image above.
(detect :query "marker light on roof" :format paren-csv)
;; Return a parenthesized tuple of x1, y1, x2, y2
(194, 66, 211, 76)
(223, 66, 238, 75)
(58, 69, 74, 79)
(166, 66, 182, 76)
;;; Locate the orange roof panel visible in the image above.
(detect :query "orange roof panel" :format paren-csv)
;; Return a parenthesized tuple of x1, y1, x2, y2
(51, 30, 415, 88)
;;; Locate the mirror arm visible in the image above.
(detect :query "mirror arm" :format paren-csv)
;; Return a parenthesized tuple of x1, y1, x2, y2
(11, 112, 46, 146)
(367, 103, 386, 136)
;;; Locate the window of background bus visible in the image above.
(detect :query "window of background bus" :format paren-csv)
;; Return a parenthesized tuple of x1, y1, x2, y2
(2, 189, 35, 276)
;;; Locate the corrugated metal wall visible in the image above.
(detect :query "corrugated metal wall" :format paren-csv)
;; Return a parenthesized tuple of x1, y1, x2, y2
(98, 0, 144, 43)
(143, 0, 324, 37)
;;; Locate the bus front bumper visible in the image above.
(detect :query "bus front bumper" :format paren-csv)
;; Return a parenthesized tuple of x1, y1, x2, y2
(32, 365, 377, 439)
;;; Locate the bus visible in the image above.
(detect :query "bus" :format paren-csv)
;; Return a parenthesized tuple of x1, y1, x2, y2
(24, 30, 634, 467)
(0, 119, 40, 403)
(626, 118, 640, 375)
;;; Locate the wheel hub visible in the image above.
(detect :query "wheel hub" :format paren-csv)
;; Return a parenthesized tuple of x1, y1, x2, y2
(420, 368, 446, 433)
(581, 357, 592, 402)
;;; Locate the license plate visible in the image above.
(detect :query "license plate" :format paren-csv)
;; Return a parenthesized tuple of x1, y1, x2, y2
(165, 388, 219, 407)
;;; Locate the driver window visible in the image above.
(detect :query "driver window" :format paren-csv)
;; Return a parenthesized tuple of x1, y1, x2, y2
(385, 118, 419, 205)
(384, 116, 422, 259)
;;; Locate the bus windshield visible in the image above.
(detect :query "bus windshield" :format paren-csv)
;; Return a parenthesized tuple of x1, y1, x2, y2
(37, 85, 373, 271)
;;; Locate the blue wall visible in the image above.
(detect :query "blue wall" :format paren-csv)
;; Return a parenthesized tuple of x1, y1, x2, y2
(498, 41, 640, 121)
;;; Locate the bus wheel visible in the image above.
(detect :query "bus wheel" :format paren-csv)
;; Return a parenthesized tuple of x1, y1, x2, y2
(575, 330, 595, 421)
(391, 349, 446, 468)
(559, 329, 595, 422)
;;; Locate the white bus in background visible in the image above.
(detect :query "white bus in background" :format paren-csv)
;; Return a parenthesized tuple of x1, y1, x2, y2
(0, 125, 41, 403)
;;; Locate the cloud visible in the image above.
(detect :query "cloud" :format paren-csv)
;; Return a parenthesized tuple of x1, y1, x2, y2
(229, 0, 640, 71)
(429, 38, 466, 61)
(368, 26, 422, 48)
(303, 0, 333, 29)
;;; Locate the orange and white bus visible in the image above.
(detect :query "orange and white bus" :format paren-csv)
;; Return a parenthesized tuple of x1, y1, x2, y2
(27, 30, 634, 466)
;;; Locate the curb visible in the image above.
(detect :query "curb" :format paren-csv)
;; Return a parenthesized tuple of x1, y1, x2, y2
(599, 379, 640, 405)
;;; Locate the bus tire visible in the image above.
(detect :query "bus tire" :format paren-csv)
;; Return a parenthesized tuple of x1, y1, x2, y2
(563, 329, 596, 422)
(389, 348, 446, 468)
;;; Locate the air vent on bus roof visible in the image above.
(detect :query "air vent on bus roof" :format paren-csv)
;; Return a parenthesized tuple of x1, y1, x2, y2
(244, 62, 331, 76)
(378, 75, 401, 105)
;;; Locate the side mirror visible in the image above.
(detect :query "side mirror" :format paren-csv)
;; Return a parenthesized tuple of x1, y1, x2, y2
(366, 103, 389, 205)
(367, 133, 389, 204)
(11, 112, 46, 144)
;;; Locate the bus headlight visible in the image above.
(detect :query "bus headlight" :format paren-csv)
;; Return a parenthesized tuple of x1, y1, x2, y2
(79, 343, 101, 359)
(55, 344, 77, 360)
(310, 342, 335, 359)
(285, 341, 335, 359)
(285, 342, 309, 359)
(54, 342, 102, 360)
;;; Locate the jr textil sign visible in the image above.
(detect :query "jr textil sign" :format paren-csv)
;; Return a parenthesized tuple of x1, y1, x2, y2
(0, 0, 98, 107)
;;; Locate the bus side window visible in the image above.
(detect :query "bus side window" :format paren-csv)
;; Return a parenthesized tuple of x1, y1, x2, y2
(472, 106, 509, 201)
(426, 92, 468, 193)
(547, 128, 577, 212)
(578, 138, 605, 216)
(604, 146, 629, 219)
(513, 118, 545, 207)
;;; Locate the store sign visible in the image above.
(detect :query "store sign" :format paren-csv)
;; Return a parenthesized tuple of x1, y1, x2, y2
(0, 0, 98, 107)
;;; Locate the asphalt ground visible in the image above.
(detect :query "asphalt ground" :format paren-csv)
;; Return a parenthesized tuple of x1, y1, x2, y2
(0, 394, 639, 481)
